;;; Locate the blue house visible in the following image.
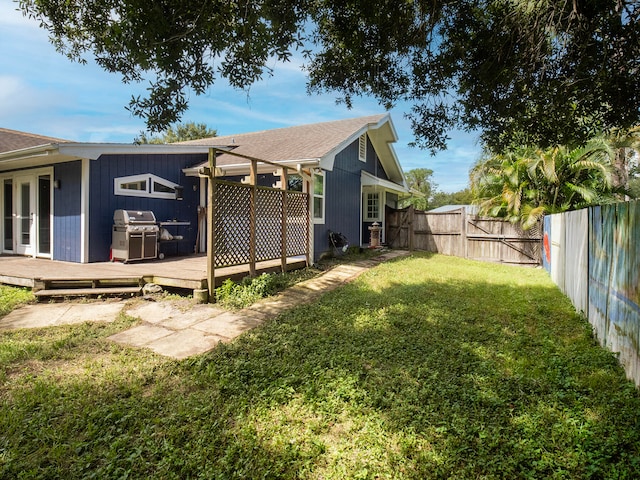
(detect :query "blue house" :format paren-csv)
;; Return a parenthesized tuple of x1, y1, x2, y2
(181, 114, 409, 259)
(0, 115, 408, 263)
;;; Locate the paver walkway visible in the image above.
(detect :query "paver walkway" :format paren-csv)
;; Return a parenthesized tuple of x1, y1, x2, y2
(0, 250, 410, 359)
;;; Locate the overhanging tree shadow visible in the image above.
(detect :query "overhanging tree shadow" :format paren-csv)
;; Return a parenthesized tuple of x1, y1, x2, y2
(2, 254, 640, 479)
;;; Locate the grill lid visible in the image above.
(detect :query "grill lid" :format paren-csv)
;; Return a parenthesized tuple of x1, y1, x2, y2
(114, 209, 157, 225)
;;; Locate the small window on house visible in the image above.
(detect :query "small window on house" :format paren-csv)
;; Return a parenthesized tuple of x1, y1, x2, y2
(287, 174, 303, 192)
(115, 174, 181, 199)
(364, 192, 380, 221)
(312, 171, 325, 223)
(358, 134, 367, 162)
(121, 179, 147, 192)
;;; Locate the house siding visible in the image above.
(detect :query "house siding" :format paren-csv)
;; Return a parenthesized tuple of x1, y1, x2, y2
(314, 136, 388, 258)
(88, 153, 206, 262)
(53, 161, 82, 262)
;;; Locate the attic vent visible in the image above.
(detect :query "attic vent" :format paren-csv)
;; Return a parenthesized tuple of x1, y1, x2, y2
(358, 134, 366, 162)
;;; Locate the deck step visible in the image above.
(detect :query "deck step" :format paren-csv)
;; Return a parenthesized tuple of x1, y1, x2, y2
(34, 286, 143, 298)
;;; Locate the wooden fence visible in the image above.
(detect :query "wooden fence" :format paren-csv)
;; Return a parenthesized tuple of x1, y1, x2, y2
(385, 206, 542, 266)
(544, 201, 640, 387)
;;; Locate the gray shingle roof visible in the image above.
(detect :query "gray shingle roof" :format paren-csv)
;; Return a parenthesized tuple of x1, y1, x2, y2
(0, 128, 71, 154)
(180, 114, 387, 166)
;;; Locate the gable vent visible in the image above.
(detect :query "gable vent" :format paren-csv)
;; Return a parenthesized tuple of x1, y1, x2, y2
(358, 134, 367, 162)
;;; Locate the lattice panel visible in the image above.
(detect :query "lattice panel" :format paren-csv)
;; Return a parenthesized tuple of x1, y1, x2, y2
(286, 192, 309, 256)
(214, 181, 251, 267)
(213, 181, 310, 268)
(256, 188, 283, 262)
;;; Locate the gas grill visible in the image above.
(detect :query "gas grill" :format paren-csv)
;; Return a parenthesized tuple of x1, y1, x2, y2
(111, 210, 159, 262)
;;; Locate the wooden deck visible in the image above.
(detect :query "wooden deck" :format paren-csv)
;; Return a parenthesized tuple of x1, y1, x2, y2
(0, 254, 308, 293)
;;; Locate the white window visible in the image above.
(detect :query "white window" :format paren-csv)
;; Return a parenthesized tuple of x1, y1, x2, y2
(358, 134, 367, 162)
(312, 171, 325, 223)
(114, 174, 181, 199)
(364, 192, 380, 221)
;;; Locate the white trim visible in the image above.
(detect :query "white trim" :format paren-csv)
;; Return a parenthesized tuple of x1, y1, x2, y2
(81, 158, 90, 263)
(114, 173, 180, 200)
(6, 167, 54, 259)
(0, 176, 12, 254)
(358, 134, 367, 162)
(312, 170, 325, 224)
(360, 170, 409, 194)
(363, 191, 382, 222)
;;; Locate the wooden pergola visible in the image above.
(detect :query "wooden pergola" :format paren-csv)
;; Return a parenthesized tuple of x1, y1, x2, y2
(202, 148, 312, 300)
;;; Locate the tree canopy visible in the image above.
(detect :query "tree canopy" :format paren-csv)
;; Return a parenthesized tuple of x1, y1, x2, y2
(19, 0, 640, 152)
(135, 122, 217, 144)
(401, 168, 473, 211)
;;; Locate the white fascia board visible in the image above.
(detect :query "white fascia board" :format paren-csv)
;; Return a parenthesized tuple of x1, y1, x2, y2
(366, 117, 406, 186)
(58, 143, 214, 160)
(0, 143, 217, 171)
(0, 144, 80, 170)
(319, 114, 393, 171)
(361, 170, 409, 194)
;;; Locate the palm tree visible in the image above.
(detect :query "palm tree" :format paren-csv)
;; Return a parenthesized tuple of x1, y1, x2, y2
(471, 140, 618, 228)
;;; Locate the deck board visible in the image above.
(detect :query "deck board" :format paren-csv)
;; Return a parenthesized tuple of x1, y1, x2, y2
(0, 254, 307, 292)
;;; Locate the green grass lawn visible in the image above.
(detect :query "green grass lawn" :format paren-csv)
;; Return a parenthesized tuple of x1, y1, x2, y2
(1, 253, 640, 479)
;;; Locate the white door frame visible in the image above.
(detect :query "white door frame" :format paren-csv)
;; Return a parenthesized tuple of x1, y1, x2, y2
(3, 168, 53, 258)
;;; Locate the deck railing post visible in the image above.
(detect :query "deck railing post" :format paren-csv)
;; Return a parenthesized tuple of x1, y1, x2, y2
(249, 159, 257, 277)
(207, 148, 217, 301)
(281, 167, 288, 273)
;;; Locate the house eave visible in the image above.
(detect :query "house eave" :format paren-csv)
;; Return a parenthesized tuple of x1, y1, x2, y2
(0, 142, 218, 172)
(319, 114, 405, 185)
(0, 144, 82, 171)
(361, 170, 409, 195)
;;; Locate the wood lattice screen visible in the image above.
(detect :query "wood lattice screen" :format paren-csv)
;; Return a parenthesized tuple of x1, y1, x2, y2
(213, 180, 310, 268)
(205, 148, 313, 298)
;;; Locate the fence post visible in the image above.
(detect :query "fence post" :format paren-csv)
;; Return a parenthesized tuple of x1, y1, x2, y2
(461, 207, 468, 259)
(409, 206, 415, 251)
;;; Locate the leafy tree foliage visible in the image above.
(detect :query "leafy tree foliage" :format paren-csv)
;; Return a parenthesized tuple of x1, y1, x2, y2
(470, 141, 622, 228)
(18, 0, 640, 150)
(401, 168, 472, 210)
(401, 168, 436, 210)
(135, 122, 217, 144)
(430, 189, 474, 209)
(19, 0, 306, 131)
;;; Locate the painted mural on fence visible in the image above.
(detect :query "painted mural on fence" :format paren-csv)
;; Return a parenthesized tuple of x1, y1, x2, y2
(589, 201, 640, 384)
(542, 216, 552, 272)
(545, 201, 640, 387)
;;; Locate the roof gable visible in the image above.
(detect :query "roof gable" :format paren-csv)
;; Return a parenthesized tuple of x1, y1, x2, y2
(181, 114, 406, 185)
(180, 114, 386, 163)
(0, 128, 71, 154)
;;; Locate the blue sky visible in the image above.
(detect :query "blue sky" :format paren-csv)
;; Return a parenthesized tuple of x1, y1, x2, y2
(0, 2, 481, 192)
